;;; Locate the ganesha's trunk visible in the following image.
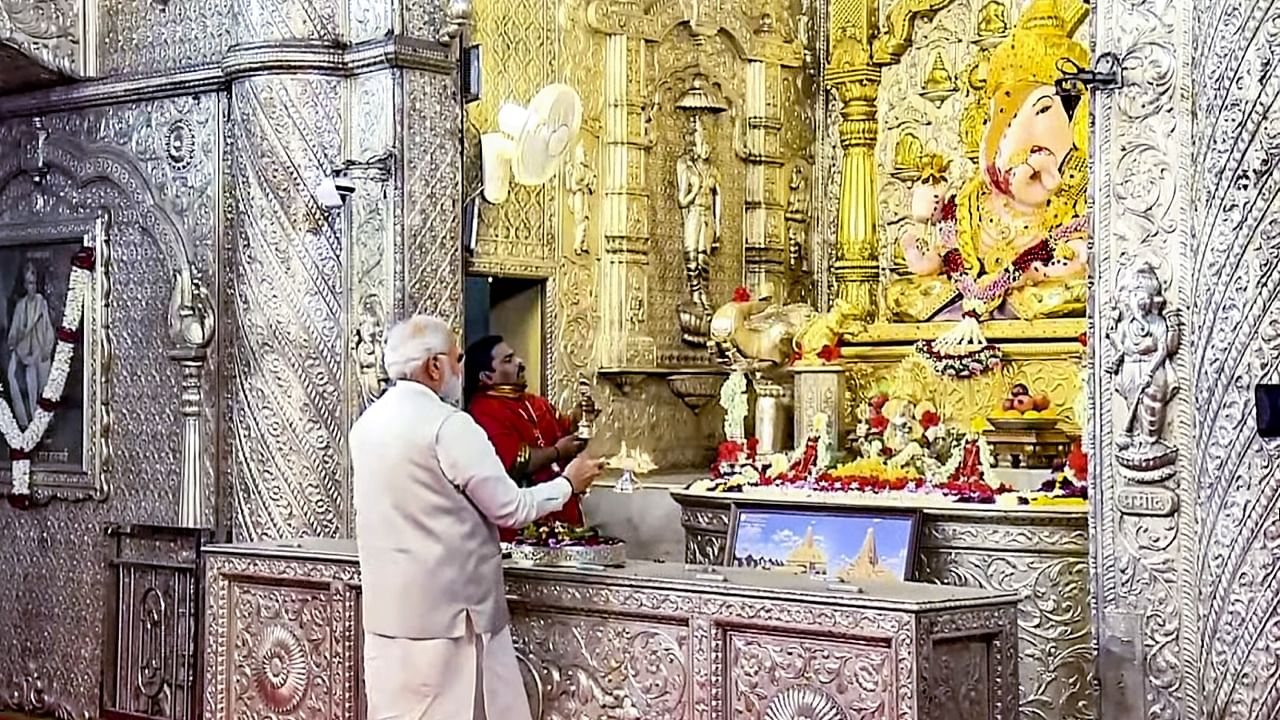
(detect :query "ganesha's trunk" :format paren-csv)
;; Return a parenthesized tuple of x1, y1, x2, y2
(1029, 151, 1062, 192)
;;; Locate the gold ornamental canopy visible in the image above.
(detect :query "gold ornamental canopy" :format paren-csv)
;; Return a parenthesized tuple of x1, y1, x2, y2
(676, 74, 729, 114)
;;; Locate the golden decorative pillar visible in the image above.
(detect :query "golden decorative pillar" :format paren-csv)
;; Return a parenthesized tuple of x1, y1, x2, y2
(595, 29, 656, 367)
(827, 66, 880, 320)
(741, 33, 802, 297)
(826, 0, 957, 320)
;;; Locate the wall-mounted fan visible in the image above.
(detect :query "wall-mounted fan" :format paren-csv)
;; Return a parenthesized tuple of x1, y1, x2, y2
(481, 83, 583, 204)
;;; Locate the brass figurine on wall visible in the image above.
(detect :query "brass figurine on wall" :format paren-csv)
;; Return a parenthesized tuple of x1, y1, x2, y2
(675, 78, 728, 347)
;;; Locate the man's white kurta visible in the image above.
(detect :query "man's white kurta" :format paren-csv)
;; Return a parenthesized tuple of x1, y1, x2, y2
(350, 381, 571, 719)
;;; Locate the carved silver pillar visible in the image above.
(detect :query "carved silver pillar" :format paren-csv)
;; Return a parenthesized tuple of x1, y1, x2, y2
(1090, 0, 1199, 715)
(1189, 1, 1280, 717)
(224, 5, 462, 540)
(169, 269, 215, 528)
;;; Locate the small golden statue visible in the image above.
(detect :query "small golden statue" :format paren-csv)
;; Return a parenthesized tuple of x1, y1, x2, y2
(888, 0, 1090, 331)
(893, 132, 924, 180)
(676, 115, 722, 313)
(709, 282, 814, 369)
(976, 0, 1010, 45)
(565, 143, 596, 255)
(921, 51, 957, 105)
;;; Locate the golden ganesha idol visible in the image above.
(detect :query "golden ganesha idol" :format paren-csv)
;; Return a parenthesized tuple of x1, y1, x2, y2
(888, 0, 1091, 325)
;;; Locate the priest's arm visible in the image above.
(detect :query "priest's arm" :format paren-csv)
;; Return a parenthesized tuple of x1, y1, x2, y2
(472, 398, 584, 483)
(439, 413, 571, 528)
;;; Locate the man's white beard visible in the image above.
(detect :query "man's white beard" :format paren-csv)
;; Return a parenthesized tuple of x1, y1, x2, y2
(440, 368, 463, 408)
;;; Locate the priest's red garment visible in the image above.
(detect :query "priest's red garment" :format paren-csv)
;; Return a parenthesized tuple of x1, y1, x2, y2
(468, 388, 584, 541)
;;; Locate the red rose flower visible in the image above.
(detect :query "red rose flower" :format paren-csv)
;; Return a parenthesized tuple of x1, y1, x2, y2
(746, 437, 759, 459)
(817, 345, 840, 363)
(880, 445, 894, 458)
(36, 397, 59, 412)
(56, 327, 78, 344)
(1078, 332, 1088, 347)
(71, 247, 96, 271)
(941, 249, 966, 276)
(939, 196, 957, 222)
(1067, 441, 1088, 481)
(8, 449, 29, 461)
(869, 394, 889, 411)
(919, 410, 941, 430)
(732, 287, 751, 303)
(868, 413, 889, 433)
(6, 493, 30, 510)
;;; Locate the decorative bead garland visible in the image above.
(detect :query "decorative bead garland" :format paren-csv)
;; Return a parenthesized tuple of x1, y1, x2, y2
(0, 245, 94, 497)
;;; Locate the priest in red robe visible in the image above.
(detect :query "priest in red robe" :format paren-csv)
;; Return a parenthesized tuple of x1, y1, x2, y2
(465, 335, 586, 538)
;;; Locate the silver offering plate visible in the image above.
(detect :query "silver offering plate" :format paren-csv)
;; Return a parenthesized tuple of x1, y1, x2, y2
(507, 540, 627, 568)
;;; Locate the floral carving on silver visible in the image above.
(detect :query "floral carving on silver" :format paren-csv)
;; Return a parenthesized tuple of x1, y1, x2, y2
(254, 624, 310, 714)
(763, 686, 849, 720)
(164, 119, 195, 170)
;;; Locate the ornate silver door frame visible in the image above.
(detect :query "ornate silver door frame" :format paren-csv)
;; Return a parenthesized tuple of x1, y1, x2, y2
(1087, 0, 1280, 716)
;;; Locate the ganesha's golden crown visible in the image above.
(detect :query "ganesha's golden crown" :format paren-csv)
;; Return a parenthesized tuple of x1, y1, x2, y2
(986, 0, 1090, 95)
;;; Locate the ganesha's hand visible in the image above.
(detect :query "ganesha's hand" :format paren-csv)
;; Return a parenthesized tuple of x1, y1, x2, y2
(909, 182, 946, 222)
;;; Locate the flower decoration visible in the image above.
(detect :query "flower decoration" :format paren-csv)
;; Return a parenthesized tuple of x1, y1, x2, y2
(916, 153, 951, 186)
(915, 339, 1002, 378)
(817, 344, 841, 363)
(732, 286, 752, 303)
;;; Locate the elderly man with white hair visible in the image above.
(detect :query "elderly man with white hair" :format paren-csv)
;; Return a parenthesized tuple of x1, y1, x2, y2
(350, 314, 603, 720)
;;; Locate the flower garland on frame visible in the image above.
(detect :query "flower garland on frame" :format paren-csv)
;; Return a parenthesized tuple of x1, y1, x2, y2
(0, 244, 95, 499)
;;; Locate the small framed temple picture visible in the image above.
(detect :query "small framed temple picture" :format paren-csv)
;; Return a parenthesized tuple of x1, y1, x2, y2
(726, 504, 922, 582)
(0, 214, 109, 501)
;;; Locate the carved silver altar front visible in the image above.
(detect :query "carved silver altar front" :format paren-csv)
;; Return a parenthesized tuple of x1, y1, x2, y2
(204, 540, 1020, 720)
(673, 492, 1092, 720)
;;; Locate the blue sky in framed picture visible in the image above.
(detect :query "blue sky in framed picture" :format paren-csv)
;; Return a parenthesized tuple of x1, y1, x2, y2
(729, 507, 918, 583)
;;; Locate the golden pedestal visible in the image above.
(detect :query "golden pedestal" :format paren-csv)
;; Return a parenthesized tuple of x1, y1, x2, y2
(984, 427, 1076, 469)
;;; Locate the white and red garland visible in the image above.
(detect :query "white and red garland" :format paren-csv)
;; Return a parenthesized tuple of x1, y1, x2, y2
(0, 244, 94, 499)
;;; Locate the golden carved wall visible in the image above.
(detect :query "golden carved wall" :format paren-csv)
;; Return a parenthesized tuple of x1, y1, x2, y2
(467, 0, 817, 466)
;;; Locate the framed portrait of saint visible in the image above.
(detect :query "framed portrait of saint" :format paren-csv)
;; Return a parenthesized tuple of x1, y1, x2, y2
(0, 214, 109, 501)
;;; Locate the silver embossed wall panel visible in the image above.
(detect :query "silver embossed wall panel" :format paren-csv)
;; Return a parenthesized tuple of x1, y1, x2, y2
(0, 0, 80, 74)
(1090, 0, 1198, 714)
(0, 94, 221, 718)
(229, 0, 341, 44)
(1192, 1, 1280, 718)
(226, 76, 346, 542)
(401, 69, 463, 326)
(97, 0, 232, 76)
